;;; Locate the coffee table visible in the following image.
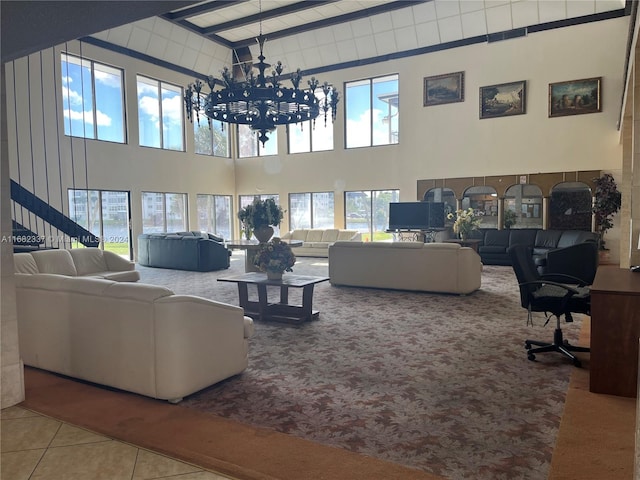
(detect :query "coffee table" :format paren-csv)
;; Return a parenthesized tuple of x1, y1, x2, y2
(226, 239, 303, 272)
(218, 272, 329, 323)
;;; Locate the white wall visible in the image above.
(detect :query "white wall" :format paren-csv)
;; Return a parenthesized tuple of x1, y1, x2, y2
(4, 16, 628, 248)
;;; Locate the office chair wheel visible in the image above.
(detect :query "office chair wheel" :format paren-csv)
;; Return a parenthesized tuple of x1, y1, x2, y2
(527, 353, 536, 361)
(573, 358, 582, 368)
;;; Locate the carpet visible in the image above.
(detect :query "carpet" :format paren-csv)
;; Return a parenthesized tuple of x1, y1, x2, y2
(134, 252, 586, 480)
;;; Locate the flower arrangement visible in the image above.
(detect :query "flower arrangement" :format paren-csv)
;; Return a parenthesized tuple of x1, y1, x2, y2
(253, 237, 296, 274)
(238, 197, 285, 239)
(447, 207, 482, 239)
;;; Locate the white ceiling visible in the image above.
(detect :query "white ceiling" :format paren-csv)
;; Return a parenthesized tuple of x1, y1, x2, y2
(89, 0, 626, 78)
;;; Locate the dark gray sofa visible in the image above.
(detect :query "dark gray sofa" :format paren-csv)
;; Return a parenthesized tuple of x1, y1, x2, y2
(137, 231, 231, 272)
(472, 228, 600, 283)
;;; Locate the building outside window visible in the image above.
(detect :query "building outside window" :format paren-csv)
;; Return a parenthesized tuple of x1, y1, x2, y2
(137, 75, 184, 151)
(237, 125, 277, 158)
(345, 189, 399, 241)
(194, 117, 229, 157)
(289, 192, 335, 229)
(142, 192, 188, 233)
(197, 194, 232, 240)
(345, 74, 399, 148)
(61, 53, 125, 143)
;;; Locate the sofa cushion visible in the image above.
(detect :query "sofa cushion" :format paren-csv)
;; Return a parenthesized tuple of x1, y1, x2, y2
(337, 230, 357, 240)
(30, 250, 77, 276)
(484, 230, 510, 247)
(14, 253, 39, 274)
(535, 230, 562, 248)
(508, 229, 538, 247)
(68, 248, 109, 275)
(307, 242, 331, 248)
(321, 229, 340, 242)
(556, 230, 596, 248)
(305, 230, 324, 242)
(104, 282, 174, 302)
(290, 229, 309, 241)
(207, 233, 224, 242)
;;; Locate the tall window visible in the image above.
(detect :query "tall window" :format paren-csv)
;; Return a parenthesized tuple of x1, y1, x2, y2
(237, 125, 277, 158)
(68, 189, 131, 257)
(504, 184, 543, 229)
(239, 194, 282, 236)
(345, 189, 399, 241)
(194, 118, 229, 157)
(137, 76, 184, 151)
(346, 74, 399, 148)
(197, 194, 232, 240)
(61, 53, 125, 143)
(549, 182, 592, 231)
(289, 192, 335, 230)
(288, 91, 335, 153)
(462, 186, 498, 229)
(141, 192, 188, 233)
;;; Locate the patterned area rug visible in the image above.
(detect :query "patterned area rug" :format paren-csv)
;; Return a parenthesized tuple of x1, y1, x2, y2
(137, 252, 585, 480)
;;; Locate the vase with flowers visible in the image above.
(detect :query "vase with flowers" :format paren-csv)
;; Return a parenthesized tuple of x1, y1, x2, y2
(237, 197, 285, 243)
(253, 237, 296, 280)
(447, 207, 482, 240)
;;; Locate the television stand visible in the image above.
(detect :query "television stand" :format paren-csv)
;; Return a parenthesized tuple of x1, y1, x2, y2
(386, 229, 441, 243)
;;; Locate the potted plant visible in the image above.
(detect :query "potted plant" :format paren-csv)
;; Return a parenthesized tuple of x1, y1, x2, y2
(504, 209, 517, 229)
(237, 197, 284, 242)
(253, 237, 296, 280)
(592, 173, 621, 251)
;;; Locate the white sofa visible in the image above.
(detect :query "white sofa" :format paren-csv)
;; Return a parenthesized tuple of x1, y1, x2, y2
(14, 248, 140, 282)
(328, 241, 482, 294)
(281, 229, 362, 257)
(14, 272, 255, 403)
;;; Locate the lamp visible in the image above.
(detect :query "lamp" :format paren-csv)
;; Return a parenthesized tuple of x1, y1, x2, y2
(183, 1, 339, 146)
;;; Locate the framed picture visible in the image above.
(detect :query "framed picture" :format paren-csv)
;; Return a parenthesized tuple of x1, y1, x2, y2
(548, 77, 602, 117)
(423, 71, 465, 107)
(479, 80, 526, 119)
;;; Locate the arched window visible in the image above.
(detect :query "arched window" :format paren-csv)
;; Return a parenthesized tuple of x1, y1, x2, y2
(549, 182, 592, 231)
(462, 186, 498, 228)
(424, 187, 457, 218)
(504, 184, 543, 229)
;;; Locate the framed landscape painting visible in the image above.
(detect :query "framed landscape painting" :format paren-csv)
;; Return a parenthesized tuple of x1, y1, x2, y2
(423, 71, 464, 106)
(479, 80, 526, 119)
(549, 77, 602, 117)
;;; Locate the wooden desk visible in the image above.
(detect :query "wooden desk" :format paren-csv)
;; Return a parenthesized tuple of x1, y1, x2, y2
(218, 272, 329, 324)
(590, 266, 640, 397)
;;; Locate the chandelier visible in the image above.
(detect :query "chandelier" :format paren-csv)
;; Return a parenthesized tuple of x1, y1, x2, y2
(184, 5, 339, 146)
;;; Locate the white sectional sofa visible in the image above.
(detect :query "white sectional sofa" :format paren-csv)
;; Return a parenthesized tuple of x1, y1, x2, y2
(14, 272, 255, 403)
(281, 229, 362, 257)
(328, 241, 482, 294)
(14, 248, 140, 282)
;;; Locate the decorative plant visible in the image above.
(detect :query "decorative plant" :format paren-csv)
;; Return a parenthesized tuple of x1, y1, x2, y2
(447, 208, 482, 239)
(253, 237, 296, 274)
(237, 197, 284, 237)
(504, 209, 517, 229)
(592, 173, 621, 250)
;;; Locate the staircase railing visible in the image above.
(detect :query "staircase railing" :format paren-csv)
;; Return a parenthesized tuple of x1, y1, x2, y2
(10, 180, 100, 249)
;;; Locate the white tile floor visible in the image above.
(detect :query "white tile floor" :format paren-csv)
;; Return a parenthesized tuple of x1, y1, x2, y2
(1, 405, 235, 480)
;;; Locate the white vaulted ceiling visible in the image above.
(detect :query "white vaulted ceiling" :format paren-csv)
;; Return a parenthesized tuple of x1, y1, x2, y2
(89, 0, 626, 78)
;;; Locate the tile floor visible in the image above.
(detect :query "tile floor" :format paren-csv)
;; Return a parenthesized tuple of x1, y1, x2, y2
(1, 405, 235, 480)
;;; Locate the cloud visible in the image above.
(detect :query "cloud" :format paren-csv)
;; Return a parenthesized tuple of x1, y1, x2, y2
(94, 70, 122, 89)
(63, 108, 112, 126)
(162, 94, 184, 126)
(61, 86, 83, 107)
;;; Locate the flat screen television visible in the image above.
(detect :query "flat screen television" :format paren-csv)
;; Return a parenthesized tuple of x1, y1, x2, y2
(388, 202, 445, 230)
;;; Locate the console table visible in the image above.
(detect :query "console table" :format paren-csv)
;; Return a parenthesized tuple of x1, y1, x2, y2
(590, 266, 640, 398)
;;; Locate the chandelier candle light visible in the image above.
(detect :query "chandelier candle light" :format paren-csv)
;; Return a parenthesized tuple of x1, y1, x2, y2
(184, 2, 339, 146)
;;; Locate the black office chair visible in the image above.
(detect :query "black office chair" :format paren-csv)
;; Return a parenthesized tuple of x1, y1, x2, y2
(507, 244, 590, 367)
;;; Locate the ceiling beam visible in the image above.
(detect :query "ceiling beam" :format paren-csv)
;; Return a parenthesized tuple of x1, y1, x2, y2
(163, 0, 250, 22)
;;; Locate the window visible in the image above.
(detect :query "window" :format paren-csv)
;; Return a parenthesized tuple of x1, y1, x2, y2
(504, 184, 543, 229)
(346, 74, 399, 148)
(197, 194, 232, 240)
(61, 53, 125, 143)
(462, 186, 498, 229)
(194, 118, 230, 157)
(239, 194, 282, 236)
(289, 192, 335, 230)
(288, 91, 335, 153)
(137, 76, 184, 151)
(68, 189, 131, 257)
(549, 182, 592, 230)
(141, 192, 188, 233)
(238, 125, 277, 158)
(345, 189, 399, 241)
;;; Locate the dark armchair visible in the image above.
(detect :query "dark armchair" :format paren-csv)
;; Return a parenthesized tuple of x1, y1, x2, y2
(537, 241, 599, 285)
(508, 244, 590, 367)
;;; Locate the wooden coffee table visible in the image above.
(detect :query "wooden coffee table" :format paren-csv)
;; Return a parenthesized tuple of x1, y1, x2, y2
(226, 239, 303, 272)
(218, 272, 329, 323)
